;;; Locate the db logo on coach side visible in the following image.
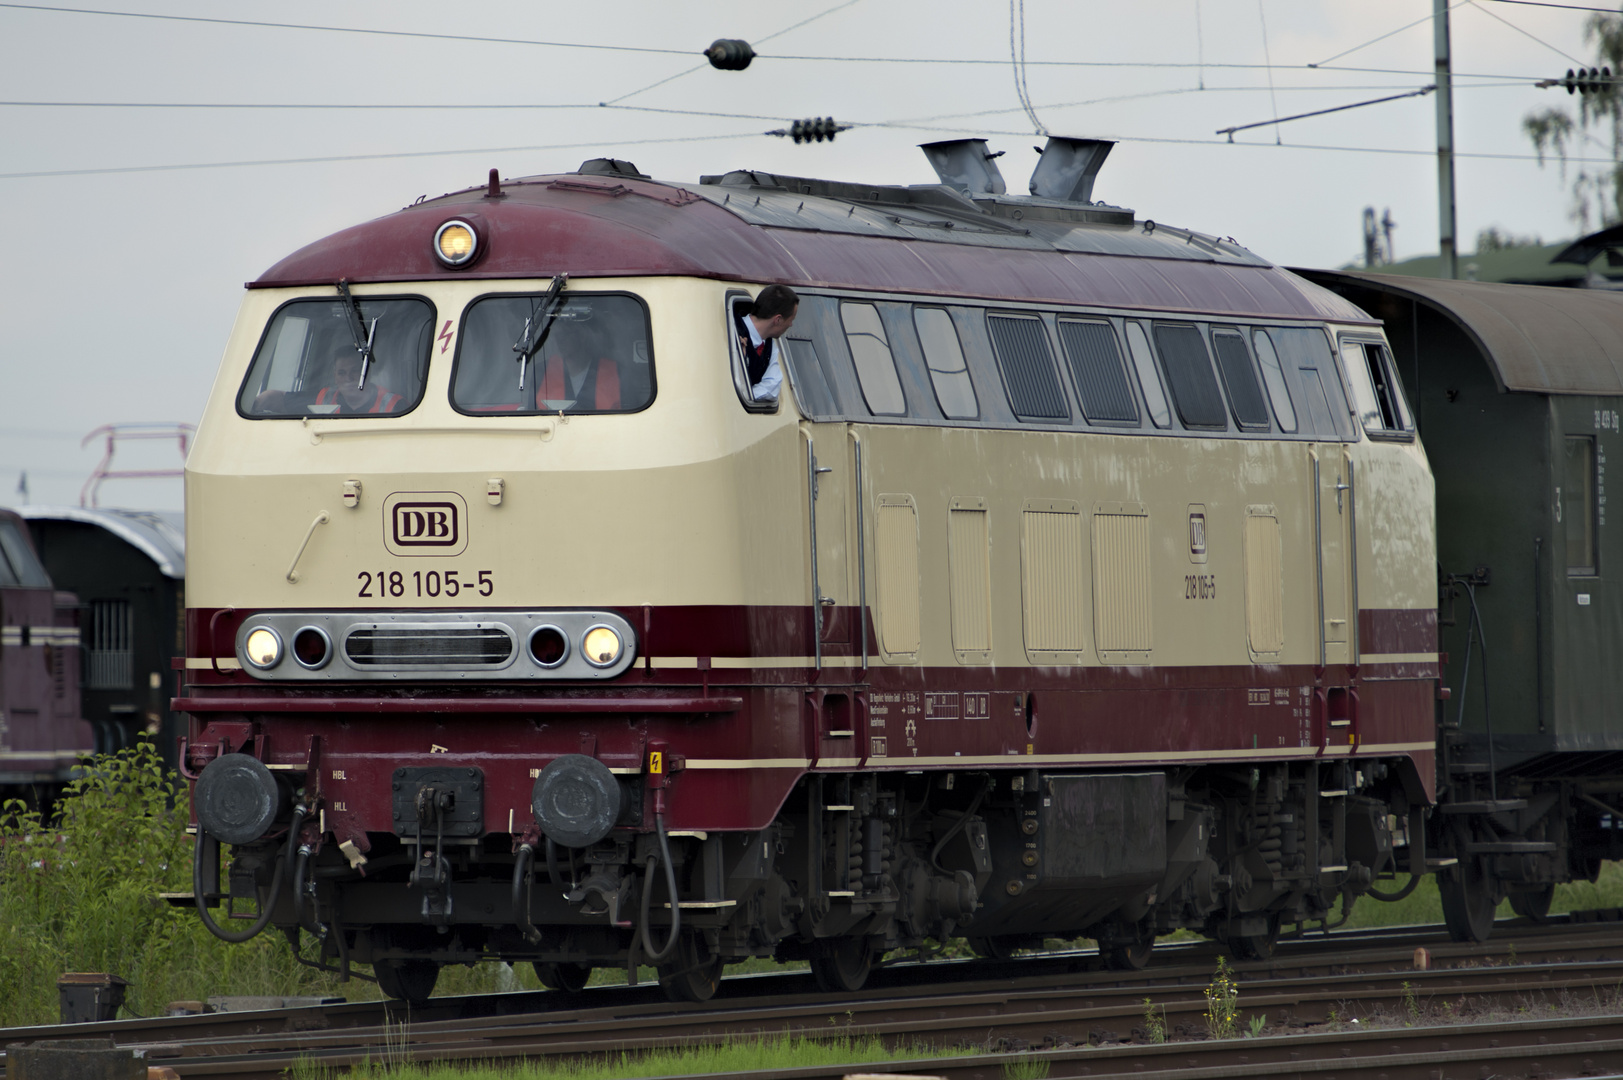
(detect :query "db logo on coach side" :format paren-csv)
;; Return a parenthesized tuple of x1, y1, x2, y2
(382, 492, 469, 557)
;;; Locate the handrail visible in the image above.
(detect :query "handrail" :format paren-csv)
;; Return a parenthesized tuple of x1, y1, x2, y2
(803, 430, 823, 672)
(286, 511, 329, 583)
(1346, 456, 1360, 665)
(849, 430, 868, 674)
(173, 693, 743, 714)
(1312, 451, 1326, 669)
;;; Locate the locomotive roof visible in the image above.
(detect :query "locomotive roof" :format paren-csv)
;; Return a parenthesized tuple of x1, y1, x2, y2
(1301, 269, 1623, 396)
(252, 163, 1373, 326)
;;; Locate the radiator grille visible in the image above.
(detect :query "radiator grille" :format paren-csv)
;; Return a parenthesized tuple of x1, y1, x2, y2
(344, 626, 513, 666)
(1092, 510, 1153, 653)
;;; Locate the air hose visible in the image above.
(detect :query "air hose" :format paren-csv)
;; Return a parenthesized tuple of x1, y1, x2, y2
(638, 815, 681, 964)
(193, 805, 306, 944)
(513, 844, 543, 944)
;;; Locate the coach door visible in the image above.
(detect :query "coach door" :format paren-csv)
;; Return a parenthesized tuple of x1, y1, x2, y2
(1312, 445, 1357, 668)
(802, 423, 853, 666)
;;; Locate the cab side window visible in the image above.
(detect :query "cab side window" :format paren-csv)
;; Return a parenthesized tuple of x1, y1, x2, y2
(1340, 339, 1413, 437)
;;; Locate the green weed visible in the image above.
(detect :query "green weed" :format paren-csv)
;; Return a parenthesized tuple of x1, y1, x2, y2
(1003, 1056, 1052, 1080)
(1143, 997, 1166, 1044)
(1246, 1013, 1267, 1038)
(1204, 957, 1240, 1040)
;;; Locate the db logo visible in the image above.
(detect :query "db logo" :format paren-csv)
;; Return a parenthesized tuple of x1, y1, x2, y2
(383, 492, 468, 557)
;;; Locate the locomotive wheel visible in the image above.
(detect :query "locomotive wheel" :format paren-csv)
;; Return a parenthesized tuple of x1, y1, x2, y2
(533, 961, 593, 993)
(810, 936, 874, 993)
(373, 958, 440, 1006)
(1440, 857, 1498, 943)
(1102, 931, 1155, 971)
(1509, 884, 1555, 924)
(658, 933, 725, 1003)
(1227, 914, 1281, 962)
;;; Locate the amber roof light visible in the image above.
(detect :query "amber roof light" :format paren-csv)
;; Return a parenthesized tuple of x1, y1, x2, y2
(434, 220, 479, 268)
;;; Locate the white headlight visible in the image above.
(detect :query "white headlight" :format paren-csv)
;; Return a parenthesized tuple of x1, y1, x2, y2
(244, 627, 283, 669)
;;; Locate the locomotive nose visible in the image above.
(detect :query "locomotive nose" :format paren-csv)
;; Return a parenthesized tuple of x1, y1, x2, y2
(194, 753, 286, 845)
(531, 754, 622, 848)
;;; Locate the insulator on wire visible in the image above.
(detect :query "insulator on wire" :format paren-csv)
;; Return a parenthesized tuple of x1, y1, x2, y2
(766, 117, 849, 144)
(705, 38, 755, 71)
(1564, 66, 1613, 95)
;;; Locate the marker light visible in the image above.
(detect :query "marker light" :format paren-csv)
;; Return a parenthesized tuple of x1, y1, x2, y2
(244, 627, 283, 669)
(581, 625, 623, 667)
(433, 220, 478, 268)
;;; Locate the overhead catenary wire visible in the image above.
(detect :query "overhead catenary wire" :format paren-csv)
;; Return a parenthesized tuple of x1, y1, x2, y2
(1010, 0, 1047, 136)
(0, 129, 764, 181)
(602, 0, 863, 106)
(1255, 1, 1284, 144)
(1465, 0, 1587, 65)
(2, 84, 1496, 113)
(1308, 0, 1472, 68)
(0, 2, 696, 54)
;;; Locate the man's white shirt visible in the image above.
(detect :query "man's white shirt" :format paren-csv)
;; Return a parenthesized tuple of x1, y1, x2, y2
(744, 316, 783, 401)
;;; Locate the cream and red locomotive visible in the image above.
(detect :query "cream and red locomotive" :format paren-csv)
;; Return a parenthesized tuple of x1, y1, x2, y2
(180, 140, 1440, 1003)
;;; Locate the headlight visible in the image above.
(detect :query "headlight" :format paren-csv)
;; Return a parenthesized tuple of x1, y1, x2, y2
(581, 625, 623, 667)
(291, 626, 332, 670)
(433, 220, 478, 268)
(244, 627, 283, 669)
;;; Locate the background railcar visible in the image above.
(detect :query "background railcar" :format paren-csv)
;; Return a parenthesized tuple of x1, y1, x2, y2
(20, 507, 185, 764)
(0, 507, 91, 800)
(1305, 269, 1623, 941)
(179, 141, 1439, 1003)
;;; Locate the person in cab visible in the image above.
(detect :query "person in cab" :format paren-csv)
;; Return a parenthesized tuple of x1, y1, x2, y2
(535, 320, 622, 411)
(736, 284, 798, 402)
(314, 350, 402, 414)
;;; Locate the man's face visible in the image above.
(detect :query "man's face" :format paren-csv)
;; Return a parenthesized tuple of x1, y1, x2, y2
(760, 304, 798, 340)
(334, 354, 362, 389)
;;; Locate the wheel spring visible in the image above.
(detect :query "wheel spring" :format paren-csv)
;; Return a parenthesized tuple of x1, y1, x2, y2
(1252, 808, 1286, 877)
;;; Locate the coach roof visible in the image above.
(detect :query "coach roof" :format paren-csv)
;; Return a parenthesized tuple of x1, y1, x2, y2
(251, 164, 1373, 325)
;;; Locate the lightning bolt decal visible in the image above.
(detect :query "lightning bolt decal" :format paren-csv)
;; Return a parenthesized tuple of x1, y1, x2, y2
(437, 319, 455, 354)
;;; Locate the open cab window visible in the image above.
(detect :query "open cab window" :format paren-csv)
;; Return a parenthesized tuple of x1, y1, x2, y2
(238, 297, 433, 418)
(1340, 338, 1414, 439)
(453, 292, 653, 415)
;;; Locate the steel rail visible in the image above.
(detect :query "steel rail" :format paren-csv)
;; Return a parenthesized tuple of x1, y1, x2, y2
(15, 930, 1623, 1079)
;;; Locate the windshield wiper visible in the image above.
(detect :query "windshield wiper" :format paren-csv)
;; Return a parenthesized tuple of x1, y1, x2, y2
(512, 274, 569, 392)
(335, 279, 380, 389)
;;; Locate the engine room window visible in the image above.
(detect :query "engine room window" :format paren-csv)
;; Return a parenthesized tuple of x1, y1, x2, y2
(238, 297, 433, 418)
(1565, 434, 1598, 576)
(1341, 340, 1412, 436)
(1124, 321, 1171, 429)
(1152, 324, 1227, 430)
(913, 307, 978, 420)
(1058, 319, 1138, 424)
(988, 314, 1069, 422)
(1211, 330, 1271, 431)
(452, 293, 654, 414)
(1251, 330, 1298, 433)
(839, 302, 907, 416)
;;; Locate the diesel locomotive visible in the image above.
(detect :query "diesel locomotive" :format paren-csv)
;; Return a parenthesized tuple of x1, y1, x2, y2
(181, 138, 1467, 1004)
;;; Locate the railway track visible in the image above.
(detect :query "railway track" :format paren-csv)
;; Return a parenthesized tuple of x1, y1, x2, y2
(6, 917, 1623, 1078)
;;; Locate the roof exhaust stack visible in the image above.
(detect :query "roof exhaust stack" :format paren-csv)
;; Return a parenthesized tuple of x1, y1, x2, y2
(1029, 137, 1115, 203)
(920, 139, 1007, 196)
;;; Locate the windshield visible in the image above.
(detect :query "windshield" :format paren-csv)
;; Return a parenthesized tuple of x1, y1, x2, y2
(452, 293, 654, 414)
(238, 296, 434, 418)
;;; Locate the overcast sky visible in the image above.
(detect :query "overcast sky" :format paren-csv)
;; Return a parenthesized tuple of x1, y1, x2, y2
(0, 0, 1608, 511)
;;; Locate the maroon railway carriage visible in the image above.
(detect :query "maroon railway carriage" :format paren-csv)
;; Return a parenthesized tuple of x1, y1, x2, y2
(0, 507, 90, 799)
(179, 142, 1438, 1003)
